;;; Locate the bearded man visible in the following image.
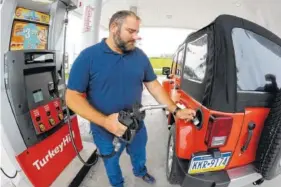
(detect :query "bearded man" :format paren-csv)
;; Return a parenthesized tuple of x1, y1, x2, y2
(65, 10, 195, 187)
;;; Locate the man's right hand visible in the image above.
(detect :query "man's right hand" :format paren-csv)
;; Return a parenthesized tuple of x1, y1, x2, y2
(104, 113, 128, 137)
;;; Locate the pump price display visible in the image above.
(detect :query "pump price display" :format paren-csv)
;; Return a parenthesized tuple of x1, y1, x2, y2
(14, 7, 50, 24)
(188, 152, 231, 174)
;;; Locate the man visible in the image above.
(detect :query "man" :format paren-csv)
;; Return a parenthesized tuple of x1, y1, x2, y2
(66, 10, 196, 187)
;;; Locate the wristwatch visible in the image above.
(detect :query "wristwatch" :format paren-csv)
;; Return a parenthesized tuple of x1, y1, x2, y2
(173, 106, 181, 116)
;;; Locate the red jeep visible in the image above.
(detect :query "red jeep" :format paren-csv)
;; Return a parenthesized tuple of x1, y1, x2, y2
(161, 15, 281, 187)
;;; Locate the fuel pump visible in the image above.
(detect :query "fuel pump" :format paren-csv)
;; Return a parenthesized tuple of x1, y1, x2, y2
(3, 49, 88, 187)
(1, 1, 97, 187)
(4, 50, 66, 146)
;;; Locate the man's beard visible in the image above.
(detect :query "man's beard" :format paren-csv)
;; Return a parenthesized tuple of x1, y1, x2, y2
(113, 31, 135, 53)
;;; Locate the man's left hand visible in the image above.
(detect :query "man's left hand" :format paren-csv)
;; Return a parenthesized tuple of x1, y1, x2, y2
(176, 108, 196, 122)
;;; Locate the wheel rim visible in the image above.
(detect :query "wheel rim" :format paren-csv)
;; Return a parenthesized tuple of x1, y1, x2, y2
(167, 134, 174, 176)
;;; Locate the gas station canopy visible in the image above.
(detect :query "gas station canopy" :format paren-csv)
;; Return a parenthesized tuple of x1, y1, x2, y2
(74, 0, 281, 37)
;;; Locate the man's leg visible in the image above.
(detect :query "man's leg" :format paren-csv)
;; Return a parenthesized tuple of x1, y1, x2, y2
(126, 125, 155, 184)
(92, 130, 126, 187)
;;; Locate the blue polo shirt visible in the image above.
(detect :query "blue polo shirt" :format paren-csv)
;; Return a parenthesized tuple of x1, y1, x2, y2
(67, 39, 157, 139)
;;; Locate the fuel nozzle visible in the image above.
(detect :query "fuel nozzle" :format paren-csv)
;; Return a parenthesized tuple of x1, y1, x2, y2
(130, 103, 167, 121)
(192, 109, 203, 129)
(118, 104, 167, 144)
(192, 117, 200, 126)
(48, 82, 55, 92)
(138, 104, 167, 112)
(48, 82, 56, 98)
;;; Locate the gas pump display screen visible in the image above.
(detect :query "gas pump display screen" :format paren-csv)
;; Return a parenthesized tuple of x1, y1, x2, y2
(25, 70, 54, 107)
(33, 89, 44, 103)
(10, 20, 48, 50)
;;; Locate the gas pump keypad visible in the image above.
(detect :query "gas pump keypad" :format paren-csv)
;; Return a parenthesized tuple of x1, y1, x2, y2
(30, 98, 64, 134)
(49, 118, 55, 126)
(58, 113, 64, 120)
(39, 123, 46, 132)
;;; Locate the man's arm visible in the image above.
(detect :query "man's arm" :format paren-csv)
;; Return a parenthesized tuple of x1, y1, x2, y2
(144, 80, 196, 120)
(140, 49, 195, 120)
(65, 89, 127, 137)
(65, 89, 106, 126)
(144, 80, 177, 113)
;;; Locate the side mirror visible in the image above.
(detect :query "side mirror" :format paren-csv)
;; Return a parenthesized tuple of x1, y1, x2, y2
(162, 67, 171, 75)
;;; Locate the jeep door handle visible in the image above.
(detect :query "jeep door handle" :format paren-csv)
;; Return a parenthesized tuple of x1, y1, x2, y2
(241, 122, 256, 153)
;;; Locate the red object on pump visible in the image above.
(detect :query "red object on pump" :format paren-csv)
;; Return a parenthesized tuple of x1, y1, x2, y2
(205, 115, 233, 148)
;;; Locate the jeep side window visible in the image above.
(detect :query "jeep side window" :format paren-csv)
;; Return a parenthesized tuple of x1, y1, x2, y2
(183, 34, 208, 82)
(232, 28, 281, 92)
(176, 47, 185, 76)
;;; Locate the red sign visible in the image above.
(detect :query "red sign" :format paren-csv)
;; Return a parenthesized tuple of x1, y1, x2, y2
(83, 5, 94, 32)
(16, 116, 83, 187)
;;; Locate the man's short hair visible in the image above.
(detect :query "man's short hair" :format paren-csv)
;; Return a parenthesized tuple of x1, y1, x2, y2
(109, 10, 140, 28)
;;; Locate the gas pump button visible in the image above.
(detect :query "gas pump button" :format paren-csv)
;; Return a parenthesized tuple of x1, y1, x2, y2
(49, 118, 56, 126)
(36, 116, 41, 121)
(39, 123, 46, 132)
(58, 113, 64, 120)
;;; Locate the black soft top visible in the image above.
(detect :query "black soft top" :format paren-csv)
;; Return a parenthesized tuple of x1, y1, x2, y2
(184, 14, 281, 112)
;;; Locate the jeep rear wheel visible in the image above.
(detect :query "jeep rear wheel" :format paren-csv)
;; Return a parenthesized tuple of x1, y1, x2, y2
(166, 125, 184, 184)
(255, 89, 281, 180)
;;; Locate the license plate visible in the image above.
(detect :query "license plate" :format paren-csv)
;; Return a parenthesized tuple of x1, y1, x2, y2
(188, 152, 231, 174)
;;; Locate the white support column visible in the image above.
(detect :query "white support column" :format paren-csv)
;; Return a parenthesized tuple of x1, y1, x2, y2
(130, 6, 138, 15)
(81, 0, 103, 49)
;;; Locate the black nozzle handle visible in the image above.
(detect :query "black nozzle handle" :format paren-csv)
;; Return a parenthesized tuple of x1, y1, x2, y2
(119, 130, 136, 144)
(118, 110, 134, 128)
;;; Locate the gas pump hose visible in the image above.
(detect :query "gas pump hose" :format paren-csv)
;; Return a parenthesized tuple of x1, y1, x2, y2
(65, 107, 99, 167)
(62, 6, 98, 167)
(2, 76, 21, 179)
(0, 168, 18, 179)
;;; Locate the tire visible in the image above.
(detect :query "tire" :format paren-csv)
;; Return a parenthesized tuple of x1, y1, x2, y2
(255, 89, 281, 180)
(166, 125, 184, 184)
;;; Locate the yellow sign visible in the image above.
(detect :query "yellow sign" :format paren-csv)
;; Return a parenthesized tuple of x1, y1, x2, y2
(10, 21, 48, 51)
(15, 7, 50, 25)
